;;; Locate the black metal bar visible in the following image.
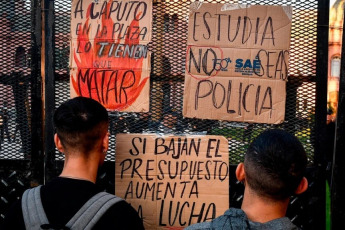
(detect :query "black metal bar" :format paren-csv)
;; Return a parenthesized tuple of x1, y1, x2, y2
(30, 0, 44, 185)
(331, 2, 345, 228)
(315, 0, 330, 165)
(312, 0, 329, 229)
(44, 0, 56, 183)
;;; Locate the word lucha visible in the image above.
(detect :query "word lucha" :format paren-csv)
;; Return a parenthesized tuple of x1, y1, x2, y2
(159, 200, 216, 227)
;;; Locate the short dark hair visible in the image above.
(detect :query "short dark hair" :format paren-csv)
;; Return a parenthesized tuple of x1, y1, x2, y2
(244, 129, 307, 200)
(54, 97, 109, 153)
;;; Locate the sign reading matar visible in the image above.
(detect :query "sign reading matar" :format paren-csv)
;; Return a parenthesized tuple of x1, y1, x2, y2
(70, 0, 152, 112)
(115, 134, 229, 230)
(183, 3, 292, 124)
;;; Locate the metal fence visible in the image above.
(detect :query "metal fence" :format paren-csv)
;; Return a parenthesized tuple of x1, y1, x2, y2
(0, 0, 329, 229)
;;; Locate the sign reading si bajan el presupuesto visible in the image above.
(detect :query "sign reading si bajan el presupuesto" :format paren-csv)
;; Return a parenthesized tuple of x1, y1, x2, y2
(115, 133, 229, 230)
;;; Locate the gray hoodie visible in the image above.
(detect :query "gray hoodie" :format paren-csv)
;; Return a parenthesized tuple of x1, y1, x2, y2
(184, 208, 299, 230)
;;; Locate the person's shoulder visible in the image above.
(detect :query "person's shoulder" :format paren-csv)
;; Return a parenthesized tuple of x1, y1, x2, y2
(107, 199, 143, 223)
(184, 208, 247, 230)
(249, 217, 300, 230)
(184, 221, 212, 230)
(94, 197, 145, 230)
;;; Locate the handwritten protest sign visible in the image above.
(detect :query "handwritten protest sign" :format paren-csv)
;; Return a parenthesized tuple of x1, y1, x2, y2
(115, 134, 229, 230)
(70, 0, 152, 112)
(183, 4, 292, 124)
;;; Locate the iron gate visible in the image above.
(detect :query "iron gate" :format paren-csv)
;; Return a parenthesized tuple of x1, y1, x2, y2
(0, 0, 329, 229)
(0, 0, 43, 223)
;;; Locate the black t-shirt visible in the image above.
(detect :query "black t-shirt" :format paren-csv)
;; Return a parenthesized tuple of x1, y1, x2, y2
(3, 177, 144, 230)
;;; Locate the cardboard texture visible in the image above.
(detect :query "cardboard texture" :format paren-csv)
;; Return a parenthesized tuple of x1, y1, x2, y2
(70, 0, 152, 112)
(115, 134, 230, 230)
(184, 4, 292, 123)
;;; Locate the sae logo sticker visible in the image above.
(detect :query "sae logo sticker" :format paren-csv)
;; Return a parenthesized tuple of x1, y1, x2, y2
(235, 57, 261, 76)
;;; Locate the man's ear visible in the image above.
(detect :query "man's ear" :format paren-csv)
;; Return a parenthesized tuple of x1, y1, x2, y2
(54, 134, 64, 153)
(236, 163, 246, 182)
(102, 132, 109, 153)
(295, 177, 308, 195)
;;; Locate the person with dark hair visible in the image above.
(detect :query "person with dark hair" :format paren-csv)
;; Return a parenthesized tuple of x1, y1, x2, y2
(185, 129, 308, 230)
(3, 97, 144, 230)
(0, 45, 31, 157)
(0, 102, 11, 143)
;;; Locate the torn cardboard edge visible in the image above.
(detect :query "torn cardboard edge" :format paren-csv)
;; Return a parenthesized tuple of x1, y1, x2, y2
(221, 3, 249, 11)
(190, 1, 204, 13)
(219, 4, 292, 21)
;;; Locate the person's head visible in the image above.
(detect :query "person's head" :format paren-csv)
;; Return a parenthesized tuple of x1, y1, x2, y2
(236, 129, 308, 201)
(53, 97, 109, 161)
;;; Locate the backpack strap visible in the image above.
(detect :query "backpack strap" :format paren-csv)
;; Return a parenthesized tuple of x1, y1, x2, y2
(66, 192, 123, 230)
(21, 185, 50, 230)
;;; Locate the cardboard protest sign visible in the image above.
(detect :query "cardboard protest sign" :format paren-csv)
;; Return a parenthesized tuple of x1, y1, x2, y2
(115, 134, 229, 230)
(70, 0, 152, 112)
(183, 4, 292, 124)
